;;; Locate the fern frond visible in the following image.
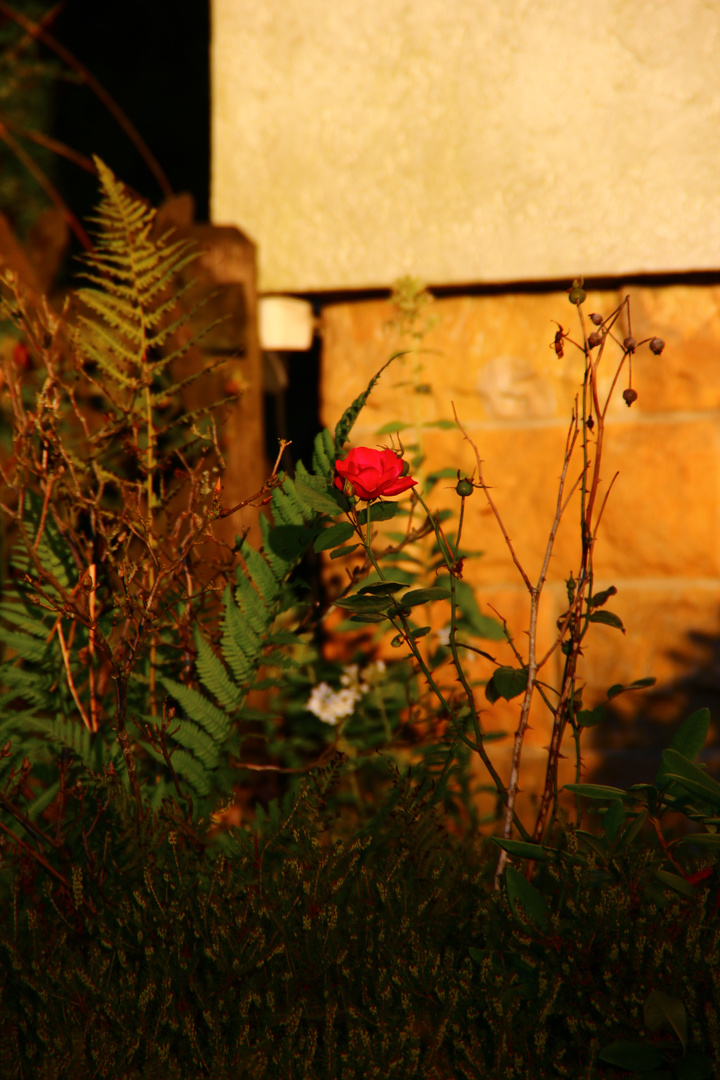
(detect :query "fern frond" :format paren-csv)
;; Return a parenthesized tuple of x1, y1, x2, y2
(1, 712, 118, 774)
(311, 428, 337, 479)
(334, 350, 408, 451)
(0, 602, 48, 638)
(159, 676, 230, 743)
(220, 590, 259, 685)
(258, 514, 290, 581)
(16, 490, 75, 594)
(142, 709, 220, 771)
(0, 629, 49, 664)
(148, 354, 226, 409)
(270, 477, 311, 527)
(238, 542, 281, 601)
(165, 749, 212, 797)
(74, 157, 200, 408)
(234, 579, 271, 640)
(193, 628, 242, 711)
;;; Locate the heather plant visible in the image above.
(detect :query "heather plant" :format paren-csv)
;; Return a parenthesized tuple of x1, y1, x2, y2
(1, 753, 719, 1079)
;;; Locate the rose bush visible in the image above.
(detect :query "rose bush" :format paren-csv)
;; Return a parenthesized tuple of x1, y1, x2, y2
(334, 445, 417, 500)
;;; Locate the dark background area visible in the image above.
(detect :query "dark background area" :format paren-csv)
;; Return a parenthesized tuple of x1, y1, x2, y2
(48, 0, 210, 225)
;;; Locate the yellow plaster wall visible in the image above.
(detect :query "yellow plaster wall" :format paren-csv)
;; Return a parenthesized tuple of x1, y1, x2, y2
(320, 286, 720, 806)
(212, 0, 720, 292)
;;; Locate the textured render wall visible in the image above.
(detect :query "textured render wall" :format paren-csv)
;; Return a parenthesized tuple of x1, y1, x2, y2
(212, 0, 720, 292)
(320, 287, 720, 814)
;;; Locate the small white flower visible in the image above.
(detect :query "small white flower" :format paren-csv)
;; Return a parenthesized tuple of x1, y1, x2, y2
(359, 660, 386, 692)
(306, 682, 359, 725)
(340, 665, 361, 688)
(436, 626, 451, 646)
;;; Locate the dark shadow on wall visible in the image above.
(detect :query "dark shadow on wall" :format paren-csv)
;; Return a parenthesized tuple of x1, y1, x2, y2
(584, 619, 720, 790)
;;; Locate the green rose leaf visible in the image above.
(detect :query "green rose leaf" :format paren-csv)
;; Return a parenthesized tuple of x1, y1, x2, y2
(576, 706, 606, 727)
(399, 587, 451, 607)
(357, 501, 400, 524)
(654, 869, 697, 898)
(375, 421, 409, 435)
(606, 677, 655, 700)
(491, 838, 551, 861)
(485, 666, 527, 704)
(643, 989, 687, 1053)
(329, 544, 360, 559)
(661, 749, 720, 809)
(313, 521, 356, 552)
(588, 610, 625, 632)
(357, 581, 408, 596)
(602, 799, 626, 842)
(655, 708, 711, 789)
(294, 476, 347, 516)
(564, 782, 628, 800)
(504, 865, 548, 933)
(598, 1040, 666, 1072)
(333, 594, 392, 614)
(587, 585, 618, 608)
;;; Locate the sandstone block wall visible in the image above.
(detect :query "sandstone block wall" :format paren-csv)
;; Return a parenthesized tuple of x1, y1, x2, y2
(320, 284, 720, 812)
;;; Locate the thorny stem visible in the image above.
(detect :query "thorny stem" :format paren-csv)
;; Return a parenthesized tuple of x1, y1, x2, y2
(452, 409, 579, 884)
(346, 492, 531, 841)
(531, 301, 633, 848)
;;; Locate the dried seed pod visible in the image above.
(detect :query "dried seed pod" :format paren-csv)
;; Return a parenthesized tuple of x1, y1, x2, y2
(623, 336, 636, 352)
(623, 388, 638, 406)
(649, 337, 665, 355)
(588, 331, 602, 348)
(590, 313, 603, 326)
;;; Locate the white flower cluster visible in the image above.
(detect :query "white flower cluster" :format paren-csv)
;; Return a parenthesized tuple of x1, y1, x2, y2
(306, 661, 386, 726)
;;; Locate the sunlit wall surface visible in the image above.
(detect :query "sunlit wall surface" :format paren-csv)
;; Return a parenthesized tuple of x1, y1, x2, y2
(211, 0, 720, 292)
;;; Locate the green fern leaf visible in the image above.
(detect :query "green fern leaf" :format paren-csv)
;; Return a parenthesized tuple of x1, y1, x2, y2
(238, 542, 281, 600)
(220, 590, 259, 685)
(166, 749, 211, 797)
(3, 713, 117, 774)
(311, 428, 337, 479)
(142, 709, 219, 770)
(270, 477, 312, 527)
(334, 350, 408, 451)
(159, 676, 230, 743)
(193, 627, 242, 711)
(16, 490, 74, 593)
(0, 629, 49, 663)
(75, 157, 199, 413)
(234, 579, 270, 640)
(0, 665, 56, 709)
(259, 514, 292, 581)
(0, 601, 48, 638)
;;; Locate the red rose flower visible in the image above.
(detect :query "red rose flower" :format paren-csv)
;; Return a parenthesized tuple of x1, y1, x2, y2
(334, 447, 417, 501)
